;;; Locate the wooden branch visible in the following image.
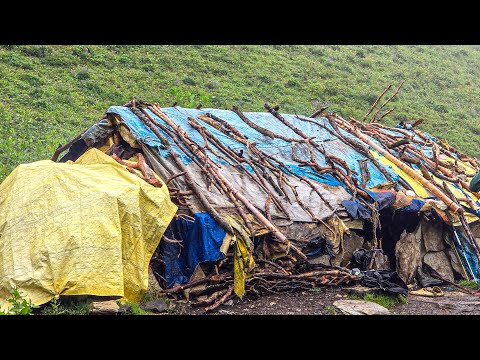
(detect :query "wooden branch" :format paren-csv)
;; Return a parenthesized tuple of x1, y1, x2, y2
(202, 113, 247, 140)
(299, 176, 335, 211)
(149, 104, 306, 260)
(377, 108, 395, 122)
(362, 84, 392, 122)
(320, 116, 394, 183)
(371, 80, 404, 123)
(137, 153, 163, 187)
(264, 103, 311, 141)
(333, 113, 463, 213)
(411, 118, 424, 128)
(135, 107, 234, 234)
(309, 105, 330, 118)
(388, 138, 411, 149)
(204, 285, 233, 312)
(256, 259, 289, 274)
(192, 288, 229, 307)
(265, 193, 273, 222)
(442, 182, 480, 257)
(163, 274, 229, 294)
(165, 172, 186, 185)
(188, 116, 289, 217)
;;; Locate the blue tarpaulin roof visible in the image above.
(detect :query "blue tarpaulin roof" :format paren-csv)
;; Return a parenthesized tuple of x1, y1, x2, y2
(107, 105, 402, 189)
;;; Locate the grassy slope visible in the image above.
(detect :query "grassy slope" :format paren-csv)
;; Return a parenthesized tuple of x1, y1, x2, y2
(1, 45, 479, 181)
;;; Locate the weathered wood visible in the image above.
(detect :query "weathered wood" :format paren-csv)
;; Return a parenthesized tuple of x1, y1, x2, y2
(135, 107, 234, 234)
(298, 175, 335, 211)
(388, 138, 411, 149)
(165, 172, 186, 185)
(362, 84, 392, 122)
(332, 114, 463, 213)
(411, 118, 424, 128)
(309, 106, 330, 118)
(377, 108, 395, 122)
(150, 104, 306, 260)
(204, 285, 234, 312)
(371, 80, 404, 123)
(51, 124, 94, 161)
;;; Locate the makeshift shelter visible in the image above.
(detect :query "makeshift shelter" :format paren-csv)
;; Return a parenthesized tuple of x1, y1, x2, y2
(1, 96, 480, 309)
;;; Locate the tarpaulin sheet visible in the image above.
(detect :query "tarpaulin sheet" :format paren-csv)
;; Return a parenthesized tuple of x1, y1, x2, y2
(452, 227, 480, 280)
(104, 106, 480, 218)
(341, 189, 396, 219)
(0, 148, 177, 308)
(106, 106, 401, 189)
(162, 213, 227, 288)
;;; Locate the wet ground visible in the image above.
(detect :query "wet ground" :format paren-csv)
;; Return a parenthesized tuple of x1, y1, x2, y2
(168, 286, 480, 315)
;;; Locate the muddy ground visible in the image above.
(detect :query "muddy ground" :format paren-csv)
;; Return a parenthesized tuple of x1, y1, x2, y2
(167, 285, 480, 315)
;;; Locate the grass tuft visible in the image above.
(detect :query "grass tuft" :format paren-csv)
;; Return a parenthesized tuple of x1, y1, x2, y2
(350, 292, 407, 309)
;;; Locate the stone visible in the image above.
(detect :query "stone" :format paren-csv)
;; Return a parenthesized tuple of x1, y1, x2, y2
(371, 251, 390, 270)
(118, 303, 132, 315)
(308, 254, 331, 266)
(470, 221, 480, 248)
(141, 299, 168, 313)
(148, 265, 163, 293)
(423, 251, 455, 282)
(422, 219, 446, 252)
(341, 232, 365, 267)
(446, 247, 467, 279)
(333, 300, 390, 315)
(395, 228, 422, 285)
(90, 300, 120, 315)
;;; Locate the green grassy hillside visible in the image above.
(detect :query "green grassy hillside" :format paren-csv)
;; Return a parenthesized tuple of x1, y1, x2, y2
(1, 45, 479, 181)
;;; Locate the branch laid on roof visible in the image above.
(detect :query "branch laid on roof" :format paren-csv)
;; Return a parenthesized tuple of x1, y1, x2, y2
(309, 105, 330, 118)
(133, 106, 235, 234)
(377, 108, 395, 122)
(370, 80, 405, 123)
(331, 113, 464, 213)
(191, 116, 290, 217)
(302, 115, 395, 184)
(147, 104, 306, 260)
(265, 103, 370, 200)
(362, 83, 392, 122)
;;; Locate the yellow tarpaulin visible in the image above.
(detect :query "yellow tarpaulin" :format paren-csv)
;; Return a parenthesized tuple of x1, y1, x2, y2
(0, 149, 177, 309)
(370, 150, 430, 198)
(371, 150, 480, 224)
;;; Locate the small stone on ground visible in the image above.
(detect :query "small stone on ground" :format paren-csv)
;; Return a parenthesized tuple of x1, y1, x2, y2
(141, 299, 168, 313)
(90, 300, 120, 315)
(333, 299, 390, 315)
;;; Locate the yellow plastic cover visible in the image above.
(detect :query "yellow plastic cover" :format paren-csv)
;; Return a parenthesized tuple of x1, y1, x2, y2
(0, 149, 177, 308)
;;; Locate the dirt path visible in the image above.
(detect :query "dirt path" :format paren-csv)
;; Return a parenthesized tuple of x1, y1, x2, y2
(168, 286, 480, 315)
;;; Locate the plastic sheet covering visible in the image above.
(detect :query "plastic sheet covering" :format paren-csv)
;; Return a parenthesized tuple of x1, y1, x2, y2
(451, 227, 480, 280)
(106, 106, 400, 188)
(0, 149, 177, 308)
(162, 213, 227, 288)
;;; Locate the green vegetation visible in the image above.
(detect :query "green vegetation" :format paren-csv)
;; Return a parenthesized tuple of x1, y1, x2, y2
(459, 280, 480, 290)
(126, 302, 150, 315)
(0, 287, 38, 315)
(323, 305, 338, 315)
(350, 292, 407, 309)
(41, 297, 91, 315)
(1, 45, 479, 181)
